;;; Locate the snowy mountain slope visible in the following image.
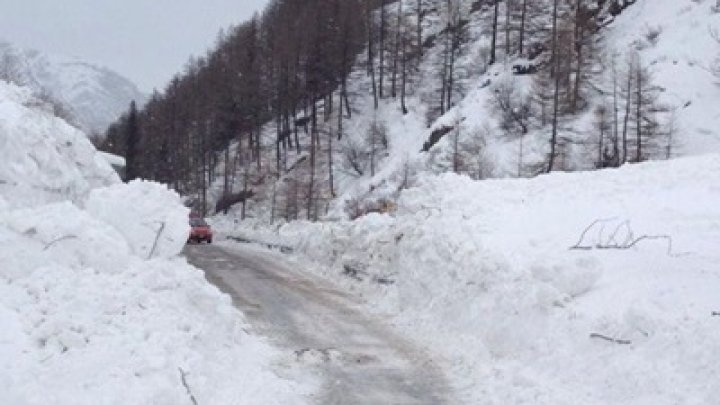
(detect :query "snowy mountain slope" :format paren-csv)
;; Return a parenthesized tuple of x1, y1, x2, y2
(350, 0, 720, 205)
(0, 80, 310, 404)
(204, 0, 720, 223)
(426, 0, 720, 176)
(0, 42, 147, 135)
(604, 0, 720, 156)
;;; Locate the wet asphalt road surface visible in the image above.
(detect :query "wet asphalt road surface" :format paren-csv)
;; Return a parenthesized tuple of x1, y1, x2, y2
(184, 243, 453, 405)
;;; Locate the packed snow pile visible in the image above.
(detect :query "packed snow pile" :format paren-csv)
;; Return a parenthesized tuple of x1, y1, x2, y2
(0, 81, 306, 404)
(272, 155, 720, 404)
(85, 181, 190, 259)
(0, 81, 118, 208)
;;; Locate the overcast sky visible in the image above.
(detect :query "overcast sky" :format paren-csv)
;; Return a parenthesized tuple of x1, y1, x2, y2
(0, 0, 268, 92)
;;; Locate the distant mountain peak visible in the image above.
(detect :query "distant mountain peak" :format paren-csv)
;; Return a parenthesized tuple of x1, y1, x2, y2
(0, 41, 147, 136)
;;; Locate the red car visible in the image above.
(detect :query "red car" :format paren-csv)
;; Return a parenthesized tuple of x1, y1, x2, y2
(188, 217, 213, 244)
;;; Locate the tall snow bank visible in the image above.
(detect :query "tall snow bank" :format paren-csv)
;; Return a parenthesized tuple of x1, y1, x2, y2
(0, 201, 302, 404)
(0, 81, 307, 404)
(0, 81, 118, 208)
(86, 180, 189, 259)
(0, 201, 131, 279)
(279, 155, 720, 404)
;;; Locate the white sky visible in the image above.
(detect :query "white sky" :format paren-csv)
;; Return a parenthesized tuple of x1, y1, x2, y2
(0, 0, 269, 92)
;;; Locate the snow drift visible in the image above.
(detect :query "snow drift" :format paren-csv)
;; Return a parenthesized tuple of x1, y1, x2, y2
(0, 82, 117, 208)
(248, 154, 720, 404)
(0, 80, 305, 404)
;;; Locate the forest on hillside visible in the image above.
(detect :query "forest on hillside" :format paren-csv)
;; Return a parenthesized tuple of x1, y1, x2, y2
(104, 0, 369, 200)
(103, 0, 670, 219)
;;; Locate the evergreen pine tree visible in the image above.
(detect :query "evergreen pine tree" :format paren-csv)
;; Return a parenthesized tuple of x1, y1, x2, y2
(124, 100, 139, 181)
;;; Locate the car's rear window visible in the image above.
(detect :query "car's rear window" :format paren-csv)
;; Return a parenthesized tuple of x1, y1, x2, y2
(190, 218, 207, 227)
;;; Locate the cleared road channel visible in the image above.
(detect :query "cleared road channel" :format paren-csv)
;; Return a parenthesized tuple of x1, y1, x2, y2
(184, 243, 453, 405)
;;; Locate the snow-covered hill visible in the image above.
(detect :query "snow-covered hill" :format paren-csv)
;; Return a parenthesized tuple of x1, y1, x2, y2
(220, 152, 720, 404)
(357, 0, 720, 201)
(605, 0, 720, 155)
(435, 0, 720, 176)
(0, 80, 308, 404)
(0, 41, 146, 135)
(201, 0, 720, 223)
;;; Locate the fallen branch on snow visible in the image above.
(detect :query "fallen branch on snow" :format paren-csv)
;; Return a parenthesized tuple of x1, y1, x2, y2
(570, 217, 618, 250)
(43, 235, 78, 250)
(178, 368, 199, 405)
(570, 219, 688, 257)
(712, 311, 720, 317)
(590, 333, 632, 345)
(147, 221, 166, 260)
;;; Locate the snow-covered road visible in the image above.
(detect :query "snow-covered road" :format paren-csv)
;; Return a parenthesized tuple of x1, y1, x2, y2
(185, 243, 453, 404)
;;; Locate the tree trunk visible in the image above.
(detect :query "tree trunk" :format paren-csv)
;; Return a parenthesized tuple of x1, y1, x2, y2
(452, 125, 460, 173)
(391, 0, 402, 98)
(343, 86, 352, 118)
(367, 4, 379, 109)
(440, 27, 450, 114)
(328, 124, 335, 198)
(254, 125, 262, 171)
(635, 64, 643, 162)
(571, 0, 584, 113)
(401, 23, 409, 115)
(275, 113, 282, 174)
(241, 148, 249, 220)
(370, 122, 377, 177)
(307, 100, 317, 220)
(223, 140, 230, 208)
(505, 0, 512, 56)
(547, 0, 560, 173)
(270, 182, 277, 225)
(416, 0, 423, 57)
(622, 61, 633, 164)
(490, 0, 500, 65)
(519, 0, 527, 56)
(612, 60, 620, 166)
(598, 117, 605, 167)
(446, 24, 457, 110)
(379, 0, 387, 99)
(201, 123, 208, 214)
(518, 133, 524, 177)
